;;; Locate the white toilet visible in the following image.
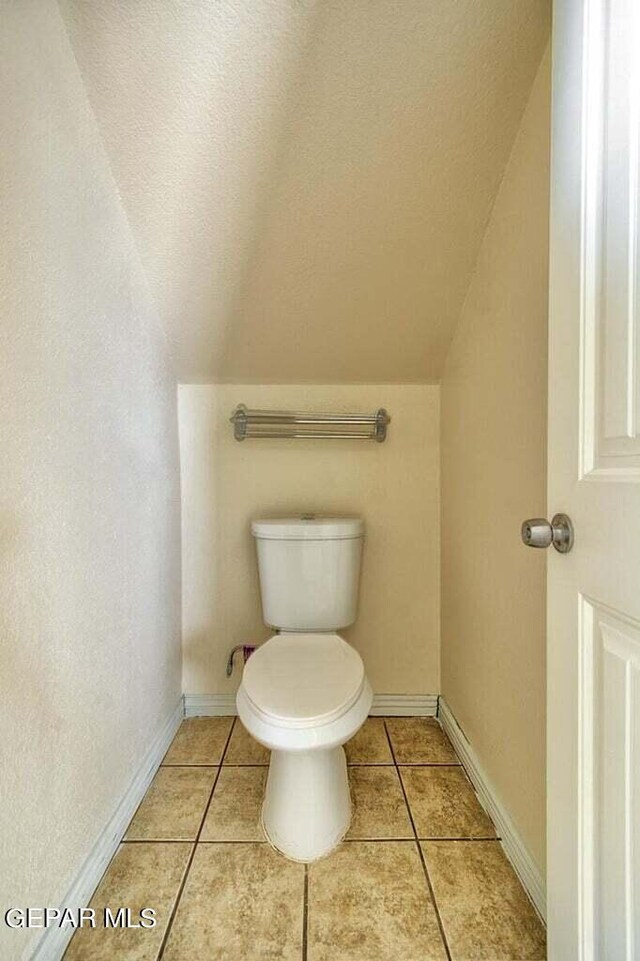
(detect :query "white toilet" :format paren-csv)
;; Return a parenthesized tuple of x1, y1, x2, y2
(236, 515, 372, 862)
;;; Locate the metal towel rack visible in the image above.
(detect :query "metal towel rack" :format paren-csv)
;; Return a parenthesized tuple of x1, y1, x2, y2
(230, 405, 390, 442)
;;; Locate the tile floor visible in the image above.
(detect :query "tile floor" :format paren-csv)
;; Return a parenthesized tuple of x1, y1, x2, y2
(64, 716, 546, 961)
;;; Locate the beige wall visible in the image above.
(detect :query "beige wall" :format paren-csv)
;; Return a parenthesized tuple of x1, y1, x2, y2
(0, 4, 181, 958)
(179, 384, 440, 696)
(440, 49, 550, 873)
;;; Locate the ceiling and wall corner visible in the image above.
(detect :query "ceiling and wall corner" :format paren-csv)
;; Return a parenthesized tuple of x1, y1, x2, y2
(58, 0, 551, 384)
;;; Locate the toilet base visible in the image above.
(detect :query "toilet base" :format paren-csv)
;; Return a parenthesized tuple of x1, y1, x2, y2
(262, 746, 351, 862)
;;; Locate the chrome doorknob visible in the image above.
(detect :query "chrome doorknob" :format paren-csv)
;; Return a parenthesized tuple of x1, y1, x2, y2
(521, 514, 574, 553)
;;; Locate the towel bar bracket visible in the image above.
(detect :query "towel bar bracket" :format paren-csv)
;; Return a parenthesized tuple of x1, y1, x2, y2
(232, 404, 249, 441)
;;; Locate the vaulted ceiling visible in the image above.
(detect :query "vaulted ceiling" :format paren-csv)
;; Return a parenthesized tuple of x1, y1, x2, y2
(60, 0, 550, 383)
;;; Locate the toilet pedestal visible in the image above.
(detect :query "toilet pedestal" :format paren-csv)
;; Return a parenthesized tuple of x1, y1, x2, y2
(262, 746, 351, 862)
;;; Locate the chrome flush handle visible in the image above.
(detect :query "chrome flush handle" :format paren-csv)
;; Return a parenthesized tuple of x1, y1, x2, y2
(521, 514, 574, 553)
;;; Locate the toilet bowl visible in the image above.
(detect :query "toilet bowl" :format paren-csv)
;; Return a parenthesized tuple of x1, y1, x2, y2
(238, 632, 372, 861)
(236, 516, 370, 862)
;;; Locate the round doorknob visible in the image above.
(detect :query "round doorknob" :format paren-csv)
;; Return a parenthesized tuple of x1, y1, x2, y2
(521, 513, 574, 553)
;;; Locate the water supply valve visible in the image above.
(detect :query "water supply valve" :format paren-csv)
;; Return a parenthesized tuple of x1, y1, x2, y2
(226, 644, 256, 677)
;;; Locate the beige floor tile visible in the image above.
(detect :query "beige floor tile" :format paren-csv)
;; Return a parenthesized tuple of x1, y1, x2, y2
(64, 842, 190, 961)
(421, 840, 546, 960)
(124, 767, 216, 841)
(345, 717, 393, 764)
(223, 719, 270, 765)
(401, 767, 496, 839)
(163, 717, 233, 765)
(200, 766, 267, 841)
(385, 717, 459, 764)
(347, 766, 413, 839)
(308, 841, 446, 961)
(162, 842, 304, 961)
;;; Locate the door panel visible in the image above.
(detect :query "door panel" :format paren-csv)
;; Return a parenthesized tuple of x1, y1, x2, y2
(580, 0, 640, 476)
(579, 599, 640, 957)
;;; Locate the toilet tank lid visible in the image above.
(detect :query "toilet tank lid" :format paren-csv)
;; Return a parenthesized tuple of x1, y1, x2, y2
(251, 516, 364, 540)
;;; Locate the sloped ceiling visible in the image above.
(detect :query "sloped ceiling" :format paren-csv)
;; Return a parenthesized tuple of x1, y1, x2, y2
(60, 0, 550, 383)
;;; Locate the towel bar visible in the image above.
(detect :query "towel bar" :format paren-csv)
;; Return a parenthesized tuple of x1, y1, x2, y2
(230, 405, 390, 442)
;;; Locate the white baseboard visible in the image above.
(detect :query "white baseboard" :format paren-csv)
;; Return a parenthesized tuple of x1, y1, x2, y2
(26, 699, 184, 961)
(438, 698, 546, 921)
(183, 693, 438, 717)
(184, 693, 238, 716)
(369, 694, 438, 716)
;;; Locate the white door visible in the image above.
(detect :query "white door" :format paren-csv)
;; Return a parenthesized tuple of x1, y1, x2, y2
(547, 0, 640, 957)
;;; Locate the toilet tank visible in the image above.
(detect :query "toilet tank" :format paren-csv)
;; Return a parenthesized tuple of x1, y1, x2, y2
(251, 516, 364, 631)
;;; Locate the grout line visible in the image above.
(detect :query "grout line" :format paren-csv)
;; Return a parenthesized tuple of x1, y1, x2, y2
(348, 761, 460, 768)
(156, 718, 237, 960)
(341, 835, 500, 844)
(161, 762, 249, 768)
(163, 760, 268, 768)
(345, 835, 414, 842)
(122, 838, 211, 845)
(393, 762, 461, 768)
(302, 863, 309, 961)
(216, 762, 270, 768)
(383, 721, 453, 961)
(123, 838, 269, 845)
(195, 839, 268, 844)
(121, 835, 502, 846)
(414, 836, 501, 843)
(342, 837, 417, 844)
(345, 761, 395, 767)
(162, 761, 462, 768)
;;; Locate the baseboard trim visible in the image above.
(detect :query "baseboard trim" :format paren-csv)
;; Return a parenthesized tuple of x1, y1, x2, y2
(369, 694, 438, 716)
(26, 699, 184, 961)
(183, 693, 439, 717)
(438, 698, 546, 921)
(184, 693, 238, 716)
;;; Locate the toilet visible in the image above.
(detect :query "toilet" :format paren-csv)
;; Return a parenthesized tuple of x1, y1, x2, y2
(236, 515, 372, 862)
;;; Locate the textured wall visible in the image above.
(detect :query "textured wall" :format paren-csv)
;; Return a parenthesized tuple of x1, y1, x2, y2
(60, 0, 550, 383)
(0, 4, 181, 958)
(179, 385, 440, 696)
(440, 50, 550, 874)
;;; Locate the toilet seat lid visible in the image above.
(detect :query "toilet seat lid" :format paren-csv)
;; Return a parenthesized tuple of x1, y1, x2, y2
(242, 633, 365, 728)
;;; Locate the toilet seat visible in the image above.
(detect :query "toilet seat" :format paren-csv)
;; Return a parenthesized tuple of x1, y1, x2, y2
(242, 633, 365, 729)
